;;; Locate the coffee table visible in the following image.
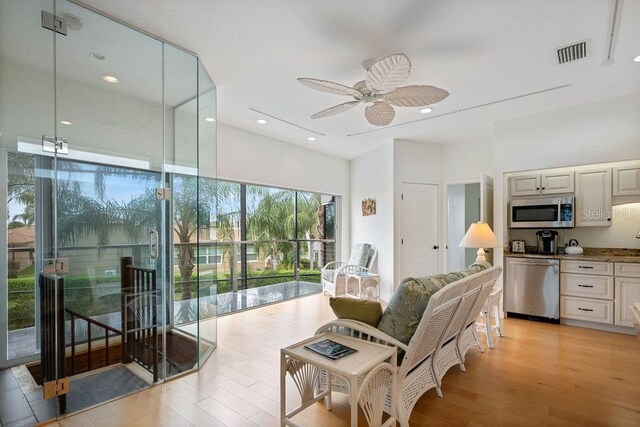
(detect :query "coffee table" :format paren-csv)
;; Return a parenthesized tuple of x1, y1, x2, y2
(280, 332, 396, 426)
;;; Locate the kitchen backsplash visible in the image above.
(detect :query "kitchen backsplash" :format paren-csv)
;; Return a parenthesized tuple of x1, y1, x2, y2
(509, 202, 640, 249)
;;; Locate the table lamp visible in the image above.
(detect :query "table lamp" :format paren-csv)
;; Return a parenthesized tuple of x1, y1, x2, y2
(459, 222, 500, 264)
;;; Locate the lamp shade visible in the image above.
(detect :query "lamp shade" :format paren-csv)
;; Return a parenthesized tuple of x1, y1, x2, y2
(459, 222, 499, 248)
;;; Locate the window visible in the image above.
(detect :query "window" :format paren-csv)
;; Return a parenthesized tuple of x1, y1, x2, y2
(211, 180, 337, 290)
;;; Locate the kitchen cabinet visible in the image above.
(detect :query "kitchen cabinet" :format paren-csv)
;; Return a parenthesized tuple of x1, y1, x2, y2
(614, 262, 640, 327)
(510, 175, 540, 196)
(510, 172, 574, 197)
(561, 297, 614, 324)
(575, 168, 612, 227)
(613, 165, 640, 196)
(561, 260, 614, 324)
(541, 172, 575, 194)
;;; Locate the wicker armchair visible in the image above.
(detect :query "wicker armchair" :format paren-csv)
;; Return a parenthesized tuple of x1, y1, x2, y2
(316, 266, 502, 427)
(321, 243, 377, 297)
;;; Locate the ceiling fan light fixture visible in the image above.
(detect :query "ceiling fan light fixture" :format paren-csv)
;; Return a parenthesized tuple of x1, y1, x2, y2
(299, 53, 449, 127)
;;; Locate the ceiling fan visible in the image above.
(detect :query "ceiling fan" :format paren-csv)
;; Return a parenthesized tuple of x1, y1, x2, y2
(298, 53, 449, 127)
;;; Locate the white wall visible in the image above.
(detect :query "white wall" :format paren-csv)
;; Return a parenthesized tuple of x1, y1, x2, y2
(217, 123, 351, 260)
(441, 137, 494, 182)
(350, 142, 394, 300)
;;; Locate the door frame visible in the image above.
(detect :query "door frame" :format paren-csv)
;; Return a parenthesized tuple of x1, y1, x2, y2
(441, 178, 482, 273)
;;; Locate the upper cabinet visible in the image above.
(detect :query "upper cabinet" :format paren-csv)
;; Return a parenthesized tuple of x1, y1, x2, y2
(510, 172, 574, 197)
(541, 172, 575, 194)
(613, 165, 640, 196)
(575, 168, 612, 227)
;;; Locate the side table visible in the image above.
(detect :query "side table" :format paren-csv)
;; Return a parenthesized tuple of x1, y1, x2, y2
(345, 272, 380, 301)
(281, 332, 396, 426)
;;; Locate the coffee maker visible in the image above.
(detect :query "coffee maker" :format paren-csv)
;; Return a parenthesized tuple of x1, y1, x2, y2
(536, 230, 558, 254)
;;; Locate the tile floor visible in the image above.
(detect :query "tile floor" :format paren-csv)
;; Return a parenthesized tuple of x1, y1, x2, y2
(0, 366, 147, 426)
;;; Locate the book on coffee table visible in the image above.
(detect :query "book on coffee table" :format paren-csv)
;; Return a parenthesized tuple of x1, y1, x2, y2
(305, 339, 358, 360)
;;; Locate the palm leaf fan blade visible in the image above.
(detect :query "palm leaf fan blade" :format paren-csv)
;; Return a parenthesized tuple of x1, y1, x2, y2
(365, 53, 411, 92)
(365, 101, 395, 126)
(385, 85, 449, 107)
(297, 78, 361, 97)
(311, 101, 359, 119)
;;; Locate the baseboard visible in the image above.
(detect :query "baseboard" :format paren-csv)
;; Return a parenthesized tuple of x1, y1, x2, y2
(560, 318, 635, 335)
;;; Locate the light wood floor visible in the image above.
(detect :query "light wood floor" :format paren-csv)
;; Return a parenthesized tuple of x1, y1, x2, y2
(48, 293, 640, 426)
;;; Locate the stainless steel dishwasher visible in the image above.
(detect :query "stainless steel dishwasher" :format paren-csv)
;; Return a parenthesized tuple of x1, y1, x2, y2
(505, 257, 560, 322)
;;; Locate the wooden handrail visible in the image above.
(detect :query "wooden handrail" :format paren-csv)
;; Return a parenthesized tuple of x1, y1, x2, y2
(66, 308, 122, 376)
(65, 309, 122, 335)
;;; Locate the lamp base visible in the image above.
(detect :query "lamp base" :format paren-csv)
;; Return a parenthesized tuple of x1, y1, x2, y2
(475, 248, 489, 264)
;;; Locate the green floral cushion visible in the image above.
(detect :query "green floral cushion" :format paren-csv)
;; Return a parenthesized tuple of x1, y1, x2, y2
(377, 262, 490, 344)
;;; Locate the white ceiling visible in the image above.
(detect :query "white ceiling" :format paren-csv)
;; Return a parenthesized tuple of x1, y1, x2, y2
(61, 1, 640, 158)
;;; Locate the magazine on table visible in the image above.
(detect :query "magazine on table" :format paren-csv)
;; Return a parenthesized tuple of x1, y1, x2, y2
(305, 339, 357, 360)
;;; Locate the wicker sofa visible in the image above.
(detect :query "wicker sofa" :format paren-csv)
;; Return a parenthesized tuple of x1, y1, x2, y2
(316, 265, 503, 427)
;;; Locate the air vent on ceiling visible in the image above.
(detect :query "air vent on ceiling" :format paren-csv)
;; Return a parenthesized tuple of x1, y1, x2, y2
(556, 40, 591, 65)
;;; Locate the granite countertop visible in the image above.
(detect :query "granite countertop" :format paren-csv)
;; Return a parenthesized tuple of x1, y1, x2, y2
(504, 247, 640, 263)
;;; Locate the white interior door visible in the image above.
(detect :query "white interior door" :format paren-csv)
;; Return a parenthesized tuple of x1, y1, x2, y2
(401, 183, 439, 279)
(481, 174, 495, 264)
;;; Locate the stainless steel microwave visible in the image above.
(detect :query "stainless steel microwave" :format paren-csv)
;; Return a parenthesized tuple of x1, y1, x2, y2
(508, 196, 574, 228)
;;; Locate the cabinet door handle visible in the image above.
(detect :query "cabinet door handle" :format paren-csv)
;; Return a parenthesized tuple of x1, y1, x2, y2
(578, 308, 594, 312)
(432, 245, 439, 250)
(542, 187, 546, 190)
(536, 187, 540, 190)
(578, 266, 594, 269)
(578, 284, 594, 288)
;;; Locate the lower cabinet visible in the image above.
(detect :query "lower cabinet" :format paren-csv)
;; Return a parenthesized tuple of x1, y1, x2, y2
(615, 276, 640, 327)
(560, 260, 614, 325)
(558, 261, 640, 330)
(561, 296, 613, 324)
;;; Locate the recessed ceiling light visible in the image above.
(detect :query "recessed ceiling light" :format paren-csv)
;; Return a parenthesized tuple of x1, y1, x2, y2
(307, 137, 316, 141)
(60, 120, 72, 125)
(205, 117, 216, 122)
(256, 119, 267, 124)
(634, 54, 640, 62)
(420, 107, 433, 114)
(102, 75, 119, 83)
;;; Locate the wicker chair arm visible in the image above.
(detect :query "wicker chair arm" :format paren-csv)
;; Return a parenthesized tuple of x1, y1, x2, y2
(315, 319, 408, 353)
(334, 264, 371, 278)
(321, 261, 345, 272)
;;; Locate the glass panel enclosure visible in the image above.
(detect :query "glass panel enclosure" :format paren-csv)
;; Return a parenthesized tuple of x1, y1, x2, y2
(1, 0, 56, 365)
(1, 0, 216, 420)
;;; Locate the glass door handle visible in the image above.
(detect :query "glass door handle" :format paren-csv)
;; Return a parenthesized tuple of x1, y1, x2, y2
(149, 228, 159, 260)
